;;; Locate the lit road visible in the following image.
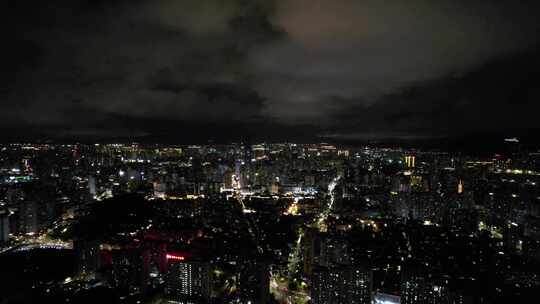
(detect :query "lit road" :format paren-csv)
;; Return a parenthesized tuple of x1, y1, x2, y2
(288, 175, 341, 275)
(2, 241, 72, 254)
(316, 175, 342, 228)
(271, 174, 342, 303)
(235, 191, 264, 254)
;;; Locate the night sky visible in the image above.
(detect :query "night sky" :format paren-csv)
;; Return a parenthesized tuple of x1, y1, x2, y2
(3, 0, 540, 144)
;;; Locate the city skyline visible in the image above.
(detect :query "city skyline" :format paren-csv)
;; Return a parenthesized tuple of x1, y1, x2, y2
(3, 2, 540, 303)
(1, 142, 540, 303)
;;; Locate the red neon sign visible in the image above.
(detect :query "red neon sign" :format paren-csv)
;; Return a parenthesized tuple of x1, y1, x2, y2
(166, 254, 185, 261)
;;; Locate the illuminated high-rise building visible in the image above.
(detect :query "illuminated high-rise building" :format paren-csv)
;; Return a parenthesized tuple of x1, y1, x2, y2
(252, 144, 266, 160)
(405, 155, 416, 168)
(401, 274, 446, 304)
(237, 259, 270, 304)
(74, 239, 101, 278)
(234, 159, 243, 189)
(18, 200, 39, 234)
(0, 210, 9, 243)
(503, 222, 524, 254)
(400, 271, 469, 304)
(243, 141, 252, 162)
(311, 265, 372, 304)
(165, 254, 211, 304)
(303, 228, 320, 276)
(153, 181, 167, 198)
(88, 175, 97, 197)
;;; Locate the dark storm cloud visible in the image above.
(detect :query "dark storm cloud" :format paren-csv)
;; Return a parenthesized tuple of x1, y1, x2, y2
(1, 0, 279, 133)
(253, 0, 540, 123)
(322, 49, 540, 141)
(2, 0, 540, 141)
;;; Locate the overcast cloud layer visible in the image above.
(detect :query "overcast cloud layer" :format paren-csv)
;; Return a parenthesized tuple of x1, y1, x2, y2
(2, 0, 540, 142)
